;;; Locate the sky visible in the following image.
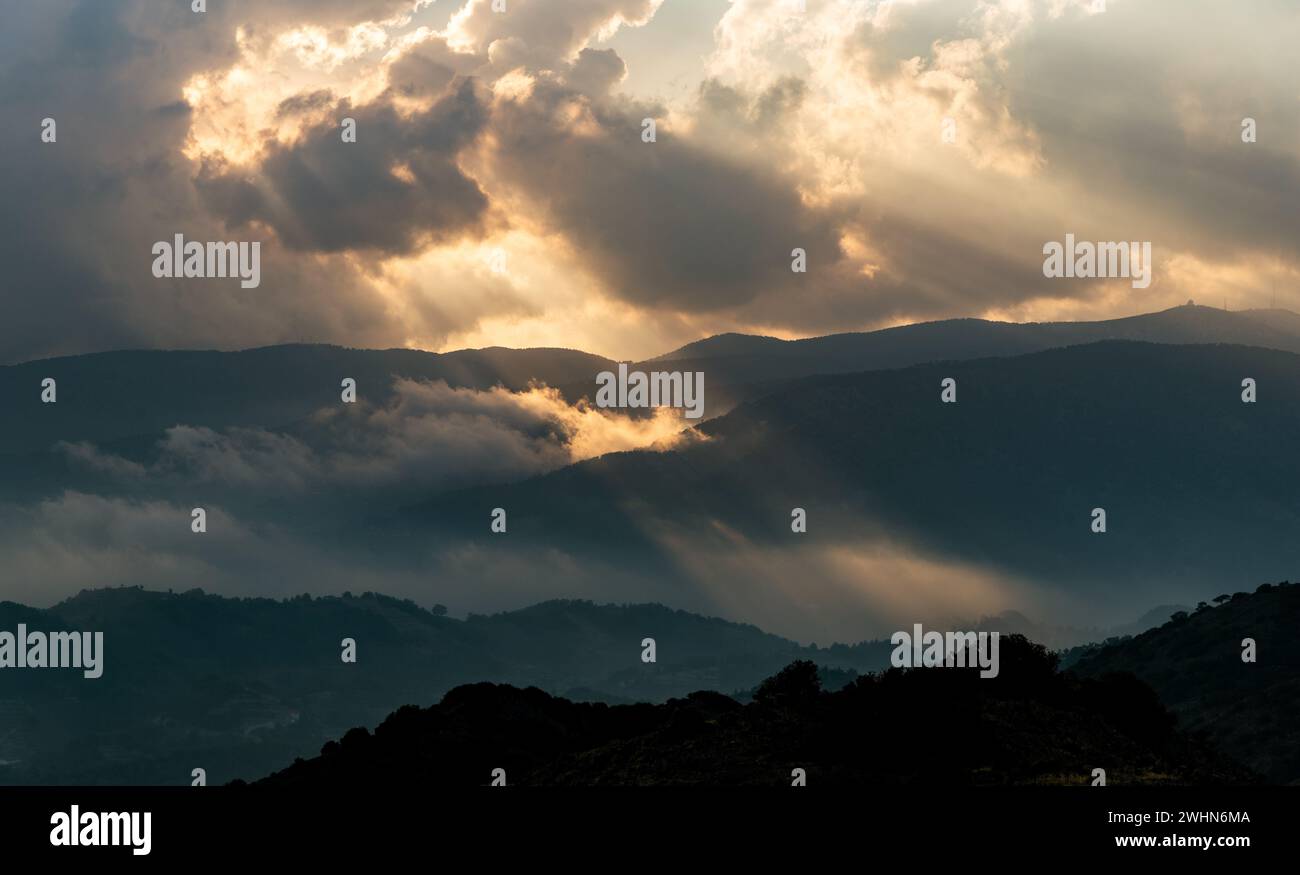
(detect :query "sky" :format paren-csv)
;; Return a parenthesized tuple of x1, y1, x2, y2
(2, 0, 1298, 365)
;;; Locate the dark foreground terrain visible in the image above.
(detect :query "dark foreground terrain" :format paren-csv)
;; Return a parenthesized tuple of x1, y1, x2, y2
(257, 634, 1254, 787)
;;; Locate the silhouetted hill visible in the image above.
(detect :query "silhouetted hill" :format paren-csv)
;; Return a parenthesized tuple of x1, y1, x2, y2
(0, 587, 889, 785)
(255, 636, 1253, 787)
(1072, 581, 1300, 784)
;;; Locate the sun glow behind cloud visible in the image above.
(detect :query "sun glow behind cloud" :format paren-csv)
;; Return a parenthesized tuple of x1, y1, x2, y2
(41, 0, 1294, 366)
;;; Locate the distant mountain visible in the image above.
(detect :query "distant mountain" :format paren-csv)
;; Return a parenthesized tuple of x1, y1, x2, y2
(659, 305, 1300, 364)
(391, 341, 1300, 635)
(255, 636, 1254, 787)
(1110, 604, 1192, 639)
(642, 305, 1300, 413)
(1072, 581, 1300, 784)
(0, 344, 613, 456)
(0, 587, 890, 785)
(8, 306, 1297, 463)
(963, 605, 1190, 651)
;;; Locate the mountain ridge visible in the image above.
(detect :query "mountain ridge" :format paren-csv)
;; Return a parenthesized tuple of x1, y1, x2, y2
(7, 305, 1300, 460)
(656, 305, 1300, 362)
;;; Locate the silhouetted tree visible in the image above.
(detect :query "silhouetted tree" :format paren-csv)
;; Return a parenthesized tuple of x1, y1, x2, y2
(753, 660, 821, 710)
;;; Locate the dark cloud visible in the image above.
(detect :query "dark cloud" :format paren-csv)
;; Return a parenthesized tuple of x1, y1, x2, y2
(386, 37, 486, 98)
(486, 77, 853, 312)
(0, 0, 463, 363)
(275, 89, 336, 119)
(199, 78, 494, 254)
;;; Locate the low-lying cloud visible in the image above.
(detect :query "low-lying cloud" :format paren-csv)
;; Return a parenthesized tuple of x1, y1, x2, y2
(59, 378, 701, 506)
